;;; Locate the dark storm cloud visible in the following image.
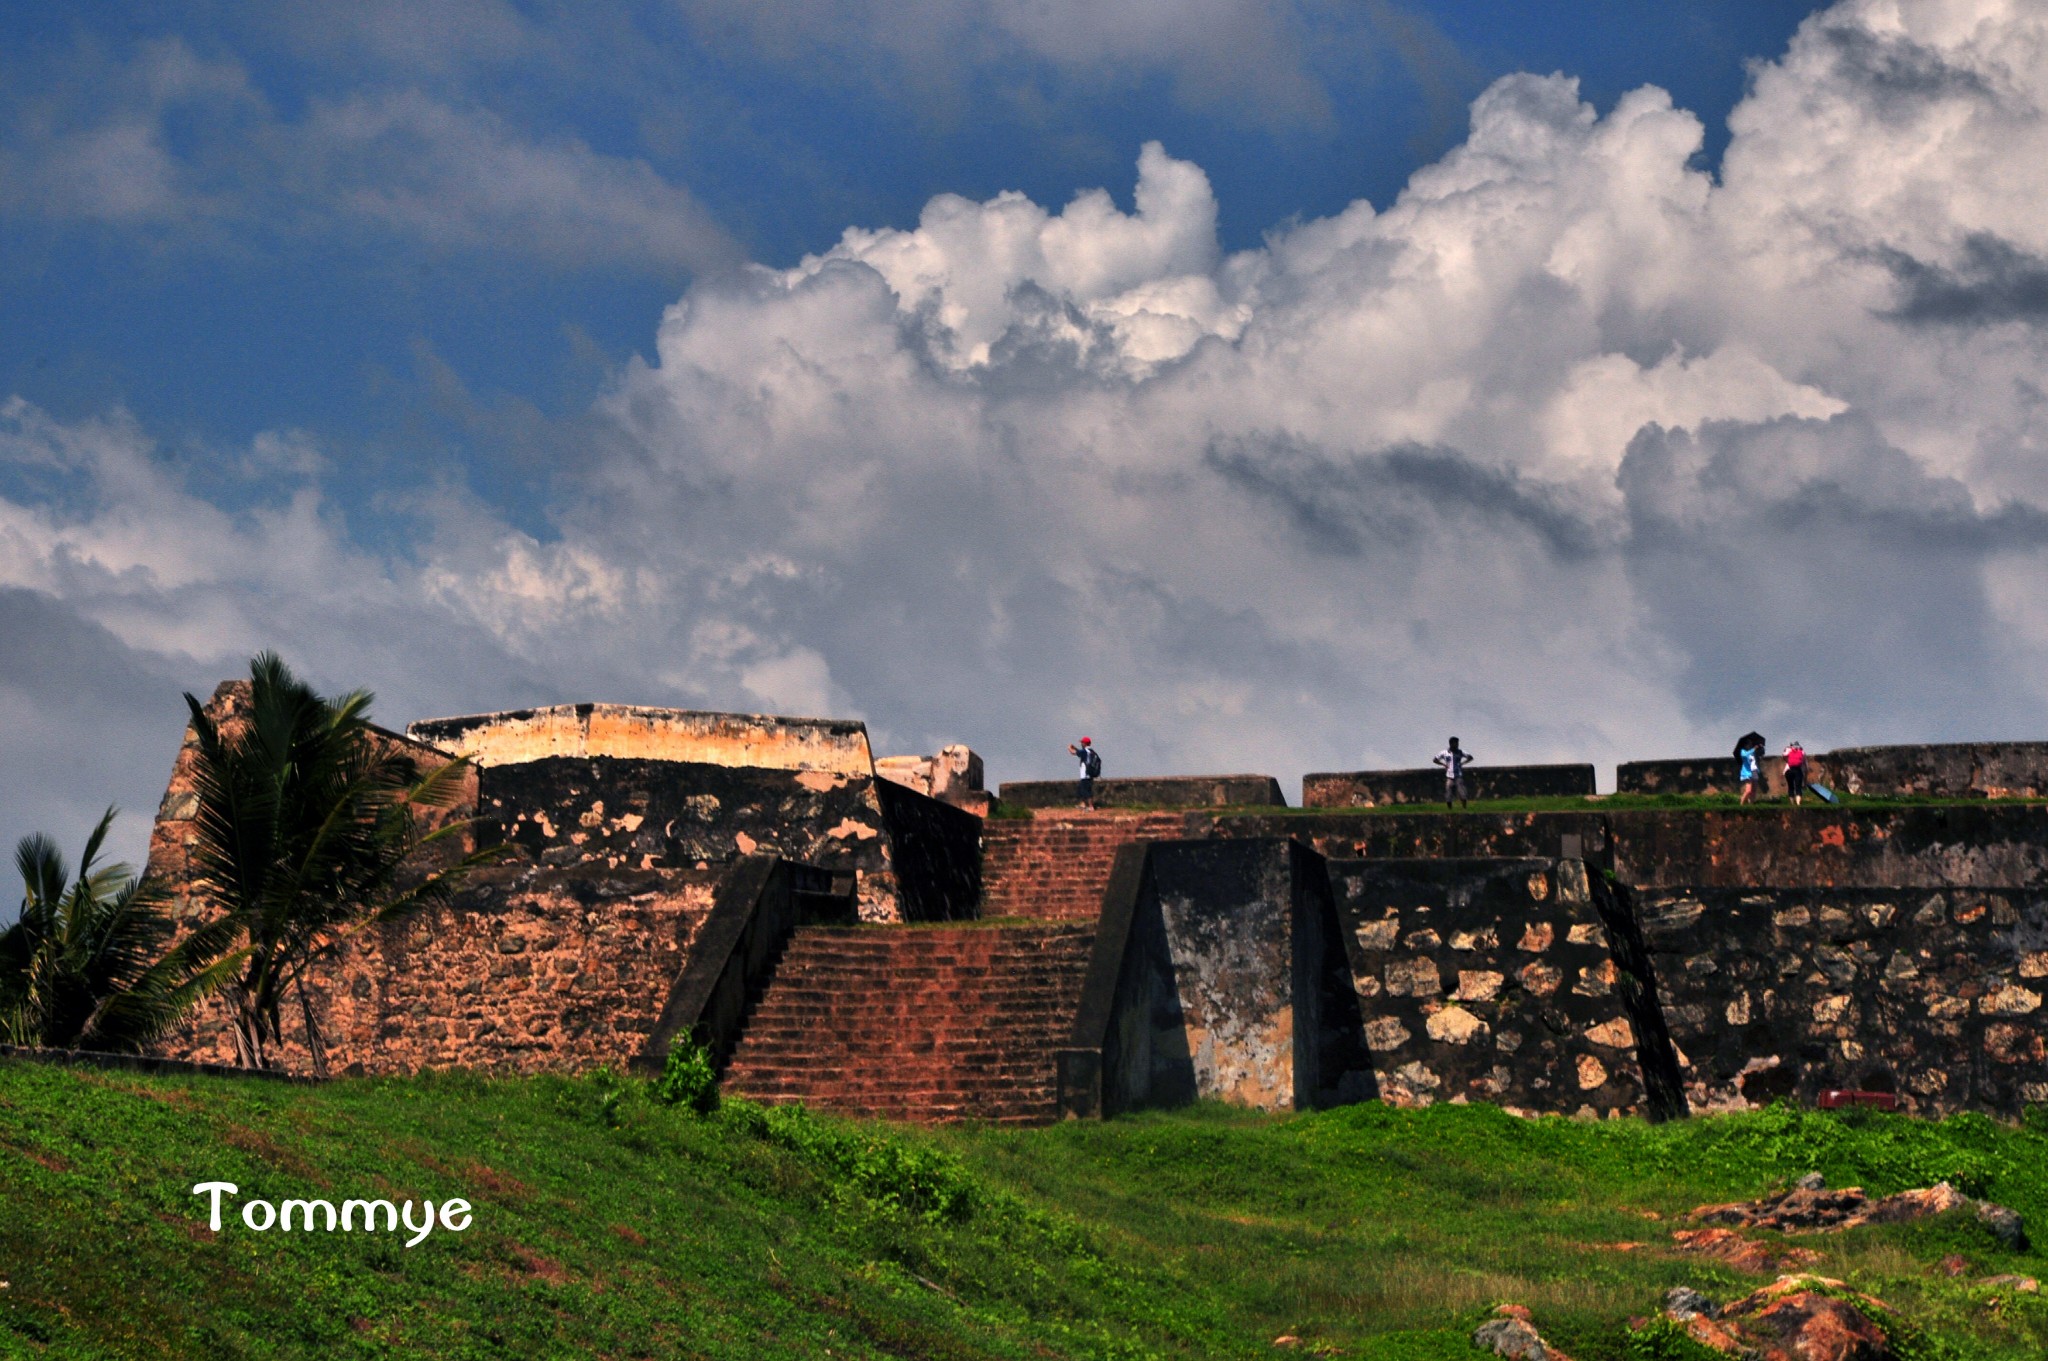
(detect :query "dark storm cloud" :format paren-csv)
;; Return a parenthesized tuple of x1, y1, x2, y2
(1206, 435, 1601, 562)
(1817, 21, 1994, 117)
(1619, 416, 2048, 736)
(0, 587, 200, 909)
(1880, 234, 2048, 328)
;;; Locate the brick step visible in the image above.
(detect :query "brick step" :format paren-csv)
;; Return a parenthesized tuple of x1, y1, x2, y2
(979, 813, 1189, 922)
(721, 919, 1097, 1124)
(727, 1087, 1057, 1106)
(726, 1077, 1058, 1093)
(730, 1046, 1064, 1064)
(747, 983, 1079, 1001)
(732, 1026, 1071, 1044)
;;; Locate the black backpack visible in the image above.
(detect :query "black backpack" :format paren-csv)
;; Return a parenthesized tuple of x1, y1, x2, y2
(1084, 746, 1102, 778)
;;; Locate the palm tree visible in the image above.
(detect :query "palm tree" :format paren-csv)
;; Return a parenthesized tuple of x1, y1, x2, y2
(182, 652, 483, 1073)
(0, 808, 236, 1052)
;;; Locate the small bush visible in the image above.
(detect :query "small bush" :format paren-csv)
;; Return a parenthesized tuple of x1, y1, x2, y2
(651, 1036, 719, 1114)
(1624, 1317, 1726, 1361)
(758, 1103, 979, 1224)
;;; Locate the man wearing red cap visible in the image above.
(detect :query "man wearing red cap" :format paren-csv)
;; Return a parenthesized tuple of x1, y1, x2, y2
(1068, 737, 1101, 809)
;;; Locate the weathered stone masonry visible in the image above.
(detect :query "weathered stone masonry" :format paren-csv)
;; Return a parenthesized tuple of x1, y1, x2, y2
(151, 692, 982, 1077)
(172, 862, 720, 1075)
(1636, 886, 2048, 1117)
(141, 688, 2048, 1124)
(1329, 857, 1675, 1119)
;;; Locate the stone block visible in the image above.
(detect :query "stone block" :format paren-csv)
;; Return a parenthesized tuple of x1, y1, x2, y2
(1637, 885, 2048, 1116)
(1330, 857, 1668, 1117)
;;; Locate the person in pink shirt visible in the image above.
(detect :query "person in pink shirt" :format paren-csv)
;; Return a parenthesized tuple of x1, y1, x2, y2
(1785, 740, 1808, 806)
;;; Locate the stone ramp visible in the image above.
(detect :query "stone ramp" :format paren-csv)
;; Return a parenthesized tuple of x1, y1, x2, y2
(979, 811, 1190, 920)
(721, 922, 1097, 1123)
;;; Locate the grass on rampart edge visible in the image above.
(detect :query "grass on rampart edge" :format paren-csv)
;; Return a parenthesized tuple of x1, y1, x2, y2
(990, 792, 2048, 819)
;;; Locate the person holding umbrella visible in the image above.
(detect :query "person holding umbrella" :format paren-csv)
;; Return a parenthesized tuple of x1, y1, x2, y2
(1734, 730, 1765, 805)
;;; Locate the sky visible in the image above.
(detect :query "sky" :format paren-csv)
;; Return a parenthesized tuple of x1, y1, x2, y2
(7, 0, 2048, 885)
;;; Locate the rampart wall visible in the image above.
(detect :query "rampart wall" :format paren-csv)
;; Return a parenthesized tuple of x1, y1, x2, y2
(1212, 811, 1610, 863)
(474, 755, 913, 920)
(1619, 742, 2048, 800)
(1302, 764, 1595, 808)
(1634, 885, 2048, 1117)
(1079, 839, 1373, 1115)
(170, 862, 720, 1075)
(135, 685, 2048, 1121)
(1213, 805, 2048, 891)
(1330, 858, 1666, 1118)
(408, 704, 875, 776)
(997, 775, 1285, 809)
(1608, 804, 2048, 889)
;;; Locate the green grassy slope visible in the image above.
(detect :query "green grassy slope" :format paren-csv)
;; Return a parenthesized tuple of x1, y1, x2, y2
(2, 1061, 2044, 1359)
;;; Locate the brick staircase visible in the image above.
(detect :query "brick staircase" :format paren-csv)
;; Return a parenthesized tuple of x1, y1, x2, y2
(979, 810, 1191, 920)
(722, 922, 1096, 1123)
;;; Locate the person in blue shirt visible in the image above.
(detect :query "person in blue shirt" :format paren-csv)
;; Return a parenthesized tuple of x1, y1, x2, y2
(1734, 731, 1766, 804)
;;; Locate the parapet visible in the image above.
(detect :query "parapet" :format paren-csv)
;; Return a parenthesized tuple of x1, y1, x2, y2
(997, 774, 1285, 809)
(875, 744, 984, 803)
(1619, 741, 2048, 799)
(406, 703, 875, 775)
(1303, 764, 1595, 807)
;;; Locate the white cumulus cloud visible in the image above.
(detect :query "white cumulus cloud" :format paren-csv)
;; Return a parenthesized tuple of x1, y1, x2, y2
(8, 0, 2048, 878)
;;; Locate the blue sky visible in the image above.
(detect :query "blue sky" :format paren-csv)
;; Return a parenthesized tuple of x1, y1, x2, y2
(8, 0, 2048, 878)
(2, 1, 1819, 538)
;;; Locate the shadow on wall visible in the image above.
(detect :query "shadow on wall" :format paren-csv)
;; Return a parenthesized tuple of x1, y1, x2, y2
(1063, 838, 1376, 1117)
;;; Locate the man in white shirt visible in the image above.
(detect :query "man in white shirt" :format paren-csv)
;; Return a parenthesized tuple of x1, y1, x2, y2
(1434, 737, 1473, 808)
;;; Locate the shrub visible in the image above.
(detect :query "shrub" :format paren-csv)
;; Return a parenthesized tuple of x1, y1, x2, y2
(757, 1102, 979, 1224)
(651, 1036, 719, 1114)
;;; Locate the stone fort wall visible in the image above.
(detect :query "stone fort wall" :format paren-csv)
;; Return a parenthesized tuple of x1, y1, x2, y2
(408, 703, 876, 775)
(138, 687, 2048, 1120)
(168, 862, 720, 1075)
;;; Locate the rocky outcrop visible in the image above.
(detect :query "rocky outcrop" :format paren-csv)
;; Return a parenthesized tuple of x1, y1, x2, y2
(1692, 1177, 2027, 1250)
(1473, 1305, 1573, 1361)
(1656, 1276, 1899, 1361)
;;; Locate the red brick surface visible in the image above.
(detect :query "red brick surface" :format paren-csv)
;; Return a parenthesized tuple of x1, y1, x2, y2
(723, 922, 1095, 1123)
(168, 863, 718, 1075)
(979, 811, 1191, 920)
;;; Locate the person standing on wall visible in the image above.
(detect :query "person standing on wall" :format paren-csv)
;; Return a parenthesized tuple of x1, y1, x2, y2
(1784, 739, 1807, 806)
(1434, 737, 1473, 808)
(1069, 737, 1101, 810)
(1734, 730, 1766, 805)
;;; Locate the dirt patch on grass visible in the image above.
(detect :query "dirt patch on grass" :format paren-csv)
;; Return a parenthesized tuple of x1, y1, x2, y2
(460, 1160, 532, 1200)
(128, 1086, 202, 1109)
(157, 1209, 217, 1243)
(2, 1140, 74, 1173)
(509, 1245, 573, 1286)
(1672, 1227, 1824, 1274)
(219, 1124, 327, 1184)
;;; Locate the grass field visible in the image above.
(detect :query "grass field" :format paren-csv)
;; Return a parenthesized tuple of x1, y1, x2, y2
(2, 1060, 2045, 1359)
